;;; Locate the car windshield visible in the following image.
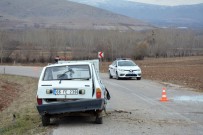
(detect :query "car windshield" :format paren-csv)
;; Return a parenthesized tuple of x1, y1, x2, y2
(118, 61, 136, 66)
(43, 65, 90, 81)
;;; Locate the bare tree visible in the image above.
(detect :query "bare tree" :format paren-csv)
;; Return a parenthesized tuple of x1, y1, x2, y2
(0, 31, 8, 63)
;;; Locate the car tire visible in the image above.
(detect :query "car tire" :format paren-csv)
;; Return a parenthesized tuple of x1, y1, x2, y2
(95, 115, 103, 124)
(42, 115, 50, 126)
(137, 77, 141, 80)
(109, 71, 113, 79)
(116, 72, 120, 80)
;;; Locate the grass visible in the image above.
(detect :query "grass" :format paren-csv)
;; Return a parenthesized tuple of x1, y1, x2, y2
(0, 75, 48, 135)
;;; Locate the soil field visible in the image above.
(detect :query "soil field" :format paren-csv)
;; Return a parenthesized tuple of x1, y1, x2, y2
(101, 56, 203, 92)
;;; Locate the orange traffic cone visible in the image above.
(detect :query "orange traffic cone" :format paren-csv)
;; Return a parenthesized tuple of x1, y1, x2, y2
(160, 87, 168, 102)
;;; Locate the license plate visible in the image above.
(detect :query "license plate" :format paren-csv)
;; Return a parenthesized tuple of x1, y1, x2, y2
(54, 89, 78, 95)
(128, 72, 134, 74)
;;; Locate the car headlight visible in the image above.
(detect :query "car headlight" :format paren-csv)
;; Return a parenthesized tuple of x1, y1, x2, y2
(118, 69, 124, 72)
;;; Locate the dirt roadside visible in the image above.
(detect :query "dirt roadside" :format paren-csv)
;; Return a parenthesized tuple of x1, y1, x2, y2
(0, 75, 49, 135)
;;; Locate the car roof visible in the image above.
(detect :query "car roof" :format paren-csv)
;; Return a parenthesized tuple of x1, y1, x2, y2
(46, 62, 91, 68)
(116, 59, 132, 62)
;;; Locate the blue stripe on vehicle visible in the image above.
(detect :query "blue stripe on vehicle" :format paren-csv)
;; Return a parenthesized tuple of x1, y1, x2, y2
(53, 89, 56, 95)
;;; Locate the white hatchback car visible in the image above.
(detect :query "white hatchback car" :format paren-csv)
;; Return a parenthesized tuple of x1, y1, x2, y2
(109, 59, 141, 80)
(36, 60, 110, 126)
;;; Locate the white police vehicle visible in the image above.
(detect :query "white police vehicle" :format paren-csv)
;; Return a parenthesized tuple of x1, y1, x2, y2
(109, 59, 141, 80)
(36, 60, 110, 126)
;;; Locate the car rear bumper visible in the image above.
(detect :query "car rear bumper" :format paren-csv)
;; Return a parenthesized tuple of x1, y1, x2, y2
(37, 99, 105, 115)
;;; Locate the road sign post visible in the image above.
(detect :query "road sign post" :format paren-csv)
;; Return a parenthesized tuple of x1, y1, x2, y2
(98, 52, 104, 59)
(98, 52, 104, 72)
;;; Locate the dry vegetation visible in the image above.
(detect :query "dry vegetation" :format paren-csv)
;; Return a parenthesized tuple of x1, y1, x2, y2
(0, 75, 48, 135)
(0, 28, 203, 64)
(0, 27, 202, 93)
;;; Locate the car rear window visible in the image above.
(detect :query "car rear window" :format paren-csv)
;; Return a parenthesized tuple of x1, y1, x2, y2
(43, 65, 90, 81)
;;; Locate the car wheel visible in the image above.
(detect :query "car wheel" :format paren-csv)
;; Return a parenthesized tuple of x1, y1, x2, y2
(116, 72, 120, 80)
(137, 77, 141, 80)
(109, 71, 113, 79)
(42, 115, 50, 126)
(95, 115, 103, 124)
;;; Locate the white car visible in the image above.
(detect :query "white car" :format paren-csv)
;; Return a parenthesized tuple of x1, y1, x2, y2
(36, 60, 110, 126)
(109, 59, 142, 80)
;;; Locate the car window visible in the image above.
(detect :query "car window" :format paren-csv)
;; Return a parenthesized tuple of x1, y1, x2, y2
(43, 65, 90, 80)
(112, 61, 116, 66)
(118, 61, 136, 66)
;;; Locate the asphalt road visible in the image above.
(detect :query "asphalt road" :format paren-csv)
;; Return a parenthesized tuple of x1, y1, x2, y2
(0, 66, 203, 135)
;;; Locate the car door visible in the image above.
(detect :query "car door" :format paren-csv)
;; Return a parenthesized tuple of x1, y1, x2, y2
(110, 61, 117, 77)
(109, 61, 115, 77)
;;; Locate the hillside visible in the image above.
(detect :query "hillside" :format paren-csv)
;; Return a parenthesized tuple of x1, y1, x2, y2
(70, 0, 203, 29)
(0, 0, 152, 31)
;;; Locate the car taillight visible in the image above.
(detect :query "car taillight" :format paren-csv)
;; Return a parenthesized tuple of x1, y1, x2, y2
(96, 88, 101, 99)
(37, 96, 42, 105)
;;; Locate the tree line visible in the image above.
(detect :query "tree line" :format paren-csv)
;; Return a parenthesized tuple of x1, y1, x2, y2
(0, 28, 203, 63)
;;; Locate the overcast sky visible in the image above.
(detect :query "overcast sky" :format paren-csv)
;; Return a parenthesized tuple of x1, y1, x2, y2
(127, 0, 203, 6)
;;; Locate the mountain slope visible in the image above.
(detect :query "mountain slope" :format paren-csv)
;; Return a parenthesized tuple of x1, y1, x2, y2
(0, 0, 152, 30)
(70, 0, 203, 28)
